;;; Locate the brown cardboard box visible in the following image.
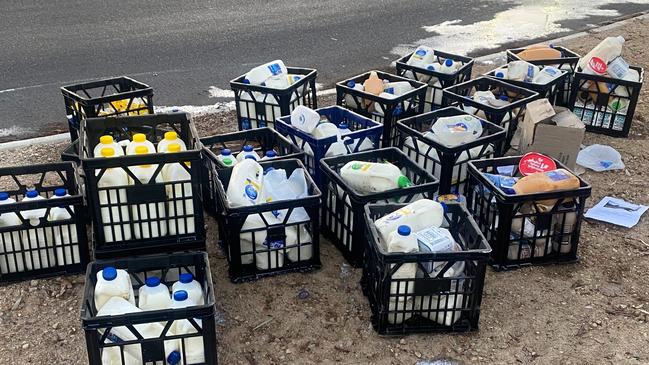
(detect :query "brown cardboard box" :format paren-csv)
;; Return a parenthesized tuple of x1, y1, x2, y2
(519, 99, 585, 169)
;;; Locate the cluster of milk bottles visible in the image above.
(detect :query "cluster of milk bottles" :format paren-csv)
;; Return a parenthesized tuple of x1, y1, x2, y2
(93, 131, 195, 242)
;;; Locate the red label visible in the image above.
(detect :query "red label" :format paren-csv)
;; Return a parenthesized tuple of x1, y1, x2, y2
(588, 57, 607, 75)
(518, 152, 557, 176)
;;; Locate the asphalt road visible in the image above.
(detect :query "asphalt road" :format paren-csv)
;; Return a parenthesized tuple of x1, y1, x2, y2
(0, 0, 648, 140)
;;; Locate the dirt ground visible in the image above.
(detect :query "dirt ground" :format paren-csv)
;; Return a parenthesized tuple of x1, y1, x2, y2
(1, 15, 649, 365)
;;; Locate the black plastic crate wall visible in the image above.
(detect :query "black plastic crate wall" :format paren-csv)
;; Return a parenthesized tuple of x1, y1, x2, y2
(568, 66, 644, 137)
(395, 107, 506, 196)
(79, 113, 205, 259)
(230, 67, 317, 130)
(443, 77, 538, 155)
(484, 65, 569, 106)
(81, 252, 217, 365)
(466, 156, 592, 271)
(320, 148, 439, 268)
(61, 76, 154, 141)
(363, 202, 490, 335)
(0, 162, 89, 282)
(396, 50, 474, 112)
(200, 128, 305, 216)
(507, 46, 580, 107)
(336, 71, 427, 147)
(275, 106, 383, 189)
(211, 159, 321, 282)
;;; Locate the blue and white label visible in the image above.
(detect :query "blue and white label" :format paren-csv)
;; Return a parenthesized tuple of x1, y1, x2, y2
(267, 63, 282, 76)
(546, 170, 569, 181)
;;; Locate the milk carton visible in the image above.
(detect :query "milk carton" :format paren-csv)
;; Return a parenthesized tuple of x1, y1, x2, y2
(215, 149, 237, 167)
(236, 145, 259, 162)
(260, 150, 278, 160)
(163, 144, 195, 235)
(93, 135, 124, 158)
(171, 273, 205, 306)
(129, 146, 167, 239)
(97, 148, 132, 242)
(407, 46, 436, 68)
(169, 290, 205, 364)
(49, 188, 79, 266)
(157, 131, 187, 153)
(291, 105, 321, 134)
(374, 199, 444, 245)
(340, 161, 411, 194)
(21, 189, 52, 269)
(386, 225, 418, 324)
(430, 114, 483, 146)
(0, 192, 23, 274)
(94, 266, 135, 310)
(245, 60, 289, 88)
(225, 158, 264, 207)
(138, 276, 172, 311)
(125, 133, 155, 155)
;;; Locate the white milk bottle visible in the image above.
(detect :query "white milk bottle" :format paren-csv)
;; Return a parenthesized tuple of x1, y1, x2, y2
(225, 158, 264, 208)
(94, 266, 135, 310)
(337, 122, 352, 136)
(407, 46, 435, 67)
(286, 224, 313, 262)
(245, 60, 289, 87)
(169, 290, 205, 364)
(386, 225, 418, 324)
(21, 189, 51, 270)
(260, 150, 278, 160)
(172, 272, 205, 305)
(374, 199, 444, 245)
(125, 133, 155, 155)
(101, 345, 140, 365)
(533, 66, 563, 84)
(439, 59, 458, 74)
(0, 192, 23, 274)
(239, 212, 272, 264)
(290, 105, 321, 134)
(163, 144, 195, 236)
(344, 81, 365, 109)
(93, 135, 124, 158)
(578, 36, 625, 72)
(157, 131, 187, 153)
(386, 81, 414, 95)
(216, 148, 237, 167)
(236, 144, 259, 162)
(430, 114, 483, 146)
(97, 148, 132, 242)
(49, 188, 79, 266)
(238, 85, 257, 121)
(138, 276, 172, 311)
(340, 161, 412, 194)
(129, 146, 167, 239)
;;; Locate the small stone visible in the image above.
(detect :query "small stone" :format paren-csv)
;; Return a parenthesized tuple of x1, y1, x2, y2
(22, 343, 29, 349)
(308, 343, 316, 350)
(30, 280, 38, 287)
(52, 323, 60, 330)
(415, 351, 422, 358)
(286, 349, 292, 354)
(297, 288, 310, 300)
(399, 338, 406, 345)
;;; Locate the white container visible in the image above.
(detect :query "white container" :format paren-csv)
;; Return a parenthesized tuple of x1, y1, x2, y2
(169, 290, 205, 365)
(236, 144, 259, 162)
(340, 161, 411, 194)
(125, 133, 156, 155)
(608, 69, 640, 113)
(101, 345, 140, 365)
(386, 225, 418, 324)
(93, 135, 124, 158)
(260, 150, 278, 160)
(374, 91, 398, 117)
(94, 266, 135, 310)
(508, 60, 539, 82)
(97, 148, 132, 242)
(386, 81, 414, 96)
(607, 56, 630, 79)
(215, 148, 237, 167)
(239, 212, 274, 264)
(163, 144, 195, 236)
(312, 121, 340, 140)
(48, 188, 79, 266)
(171, 272, 205, 305)
(157, 131, 187, 153)
(430, 114, 483, 147)
(374, 199, 444, 246)
(225, 158, 264, 208)
(290, 105, 321, 134)
(344, 81, 365, 109)
(0, 192, 23, 274)
(337, 122, 352, 136)
(138, 276, 172, 311)
(21, 189, 52, 270)
(286, 224, 313, 262)
(532, 66, 563, 84)
(245, 60, 289, 86)
(439, 58, 458, 74)
(129, 146, 167, 239)
(407, 46, 436, 68)
(578, 36, 624, 72)
(238, 87, 258, 120)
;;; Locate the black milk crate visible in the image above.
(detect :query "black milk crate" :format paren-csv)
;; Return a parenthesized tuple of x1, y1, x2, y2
(443, 77, 538, 155)
(484, 64, 569, 105)
(396, 50, 474, 112)
(319, 148, 439, 268)
(200, 128, 305, 216)
(506, 46, 580, 107)
(61, 140, 80, 164)
(230, 67, 318, 130)
(81, 252, 217, 365)
(61, 76, 154, 142)
(212, 158, 321, 283)
(0, 162, 89, 282)
(79, 113, 206, 259)
(363, 202, 491, 335)
(395, 107, 506, 195)
(275, 106, 383, 189)
(568, 66, 644, 137)
(466, 156, 591, 271)
(336, 71, 427, 147)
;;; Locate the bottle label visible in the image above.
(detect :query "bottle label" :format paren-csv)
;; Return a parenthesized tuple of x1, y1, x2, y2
(524, 65, 536, 82)
(518, 152, 557, 176)
(588, 57, 607, 75)
(382, 208, 414, 224)
(447, 122, 469, 132)
(350, 162, 371, 172)
(267, 63, 282, 76)
(546, 170, 570, 181)
(244, 179, 260, 201)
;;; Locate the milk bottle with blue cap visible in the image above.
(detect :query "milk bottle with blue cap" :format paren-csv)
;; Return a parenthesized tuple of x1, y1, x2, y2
(290, 105, 321, 134)
(407, 46, 435, 68)
(171, 272, 205, 305)
(162, 144, 195, 235)
(94, 266, 135, 310)
(49, 188, 79, 265)
(260, 150, 278, 160)
(245, 60, 289, 88)
(138, 276, 172, 311)
(344, 81, 365, 109)
(236, 144, 259, 162)
(169, 290, 205, 364)
(129, 146, 167, 239)
(97, 147, 132, 242)
(21, 189, 52, 269)
(439, 58, 459, 74)
(0, 192, 23, 274)
(215, 149, 237, 167)
(374, 199, 444, 245)
(386, 225, 418, 324)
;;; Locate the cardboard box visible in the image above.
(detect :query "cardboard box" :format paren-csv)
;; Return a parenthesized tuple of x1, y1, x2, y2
(519, 99, 585, 169)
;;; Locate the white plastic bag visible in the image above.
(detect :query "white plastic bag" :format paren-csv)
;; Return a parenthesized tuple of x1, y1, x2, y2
(576, 144, 625, 172)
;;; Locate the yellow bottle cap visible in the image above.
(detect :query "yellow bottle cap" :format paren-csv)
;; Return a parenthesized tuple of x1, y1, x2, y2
(101, 148, 115, 157)
(99, 135, 113, 145)
(133, 133, 146, 143)
(168, 143, 181, 153)
(135, 146, 149, 155)
(164, 131, 178, 141)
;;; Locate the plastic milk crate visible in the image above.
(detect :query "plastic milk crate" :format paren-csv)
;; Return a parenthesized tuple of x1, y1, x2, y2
(230, 67, 318, 130)
(200, 128, 305, 216)
(319, 148, 439, 268)
(507, 46, 581, 107)
(484, 65, 569, 106)
(395, 107, 506, 195)
(212, 159, 321, 282)
(79, 113, 206, 259)
(568, 66, 644, 137)
(275, 106, 383, 189)
(443, 77, 538, 155)
(363, 202, 491, 335)
(81, 252, 217, 365)
(396, 50, 474, 112)
(466, 156, 591, 271)
(61, 76, 154, 142)
(336, 71, 427, 147)
(0, 162, 89, 282)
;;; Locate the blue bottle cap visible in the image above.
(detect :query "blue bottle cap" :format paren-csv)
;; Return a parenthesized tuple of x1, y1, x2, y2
(245, 155, 257, 160)
(102, 267, 117, 281)
(167, 351, 181, 365)
(427, 65, 436, 71)
(243, 79, 251, 84)
(338, 123, 349, 129)
(495, 71, 505, 78)
(499, 95, 509, 101)
(445, 59, 454, 67)
(174, 290, 189, 301)
(145, 276, 160, 287)
(25, 190, 38, 198)
(264, 167, 275, 175)
(347, 80, 356, 88)
(265, 150, 277, 157)
(0, 192, 8, 201)
(179, 272, 193, 283)
(54, 188, 67, 197)
(221, 148, 232, 156)
(243, 145, 253, 152)
(397, 225, 411, 236)
(385, 87, 394, 94)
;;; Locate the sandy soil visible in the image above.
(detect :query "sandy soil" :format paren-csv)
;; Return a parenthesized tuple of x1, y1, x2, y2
(1, 16, 649, 365)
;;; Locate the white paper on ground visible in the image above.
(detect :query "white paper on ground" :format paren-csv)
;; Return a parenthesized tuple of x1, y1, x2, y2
(584, 196, 648, 228)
